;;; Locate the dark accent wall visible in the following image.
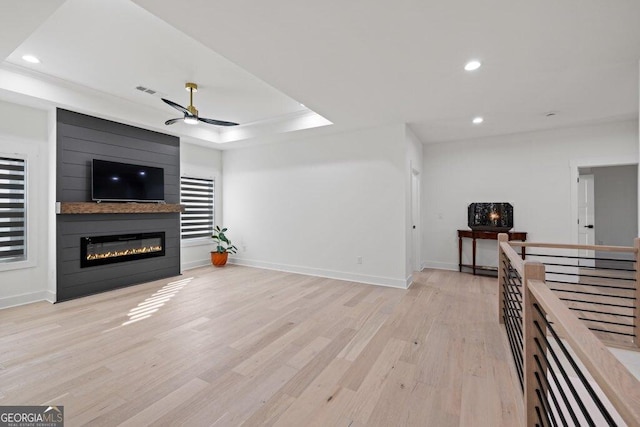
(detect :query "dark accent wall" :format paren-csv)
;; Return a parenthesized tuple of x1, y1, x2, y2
(56, 109, 180, 301)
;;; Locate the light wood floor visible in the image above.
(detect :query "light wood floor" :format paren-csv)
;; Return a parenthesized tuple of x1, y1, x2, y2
(0, 266, 523, 426)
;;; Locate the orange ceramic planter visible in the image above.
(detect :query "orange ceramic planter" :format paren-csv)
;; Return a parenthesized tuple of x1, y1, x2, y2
(211, 252, 229, 267)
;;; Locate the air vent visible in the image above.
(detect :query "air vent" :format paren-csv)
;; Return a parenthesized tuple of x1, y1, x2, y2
(135, 85, 161, 96)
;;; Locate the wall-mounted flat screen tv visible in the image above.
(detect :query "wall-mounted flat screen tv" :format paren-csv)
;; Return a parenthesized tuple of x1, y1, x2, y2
(92, 159, 164, 202)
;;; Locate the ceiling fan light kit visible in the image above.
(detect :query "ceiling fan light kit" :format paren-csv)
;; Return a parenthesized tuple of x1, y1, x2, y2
(161, 82, 239, 127)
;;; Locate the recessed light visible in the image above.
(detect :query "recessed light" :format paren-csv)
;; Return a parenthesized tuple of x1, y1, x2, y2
(472, 117, 484, 124)
(22, 55, 40, 64)
(464, 60, 482, 71)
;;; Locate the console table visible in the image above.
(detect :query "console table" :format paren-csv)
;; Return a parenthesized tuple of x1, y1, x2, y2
(458, 230, 527, 276)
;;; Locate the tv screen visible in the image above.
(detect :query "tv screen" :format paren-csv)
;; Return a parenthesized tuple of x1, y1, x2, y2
(92, 159, 164, 202)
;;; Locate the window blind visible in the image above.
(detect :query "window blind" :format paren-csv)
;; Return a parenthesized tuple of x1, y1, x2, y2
(180, 176, 214, 239)
(0, 157, 26, 262)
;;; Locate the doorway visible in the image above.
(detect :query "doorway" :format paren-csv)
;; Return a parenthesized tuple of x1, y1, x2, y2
(570, 157, 638, 249)
(577, 164, 638, 271)
(581, 165, 638, 268)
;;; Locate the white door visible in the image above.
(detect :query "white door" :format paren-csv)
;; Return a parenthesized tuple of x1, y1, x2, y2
(411, 171, 421, 272)
(578, 174, 595, 267)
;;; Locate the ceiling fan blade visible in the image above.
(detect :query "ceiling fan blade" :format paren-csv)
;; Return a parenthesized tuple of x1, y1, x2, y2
(198, 117, 239, 127)
(161, 98, 189, 115)
(164, 117, 183, 125)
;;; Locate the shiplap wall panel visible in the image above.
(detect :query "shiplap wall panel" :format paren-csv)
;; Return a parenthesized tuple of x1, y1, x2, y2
(56, 109, 181, 301)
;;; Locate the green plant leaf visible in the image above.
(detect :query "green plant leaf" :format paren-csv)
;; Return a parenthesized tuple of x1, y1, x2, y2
(211, 226, 234, 252)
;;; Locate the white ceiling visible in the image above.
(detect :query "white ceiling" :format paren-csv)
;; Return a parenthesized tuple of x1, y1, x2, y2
(2, 0, 640, 147)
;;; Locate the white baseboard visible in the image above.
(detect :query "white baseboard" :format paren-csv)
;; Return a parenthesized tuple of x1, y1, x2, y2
(423, 260, 458, 271)
(181, 258, 211, 271)
(0, 290, 54, 310)
(406, 274, 414, 289)
(228, 258, 408, 289)
(182, 260, 210, 271)
(44, 290, 56, 303)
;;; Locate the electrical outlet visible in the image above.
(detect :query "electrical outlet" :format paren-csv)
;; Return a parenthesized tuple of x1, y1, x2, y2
(357, 256, 363, 264)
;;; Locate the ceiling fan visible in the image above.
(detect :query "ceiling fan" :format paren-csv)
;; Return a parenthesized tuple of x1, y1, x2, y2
(161, 82, 239, 127)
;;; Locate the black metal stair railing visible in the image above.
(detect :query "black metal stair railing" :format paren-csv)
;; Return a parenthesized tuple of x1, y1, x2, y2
(501, 255, 524, 390)
(526, 251, 637, 346)
(499, 238, 640, 426)
(530, 303, 617, 426)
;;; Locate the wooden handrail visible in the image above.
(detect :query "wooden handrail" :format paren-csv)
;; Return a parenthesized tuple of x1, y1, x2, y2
(527, 279, 640, 425)
(509, 241, 635, 253)
(500, 241, 525, 277)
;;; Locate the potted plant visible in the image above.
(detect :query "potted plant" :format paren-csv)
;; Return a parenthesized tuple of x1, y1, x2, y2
(211, 225, 237, 267)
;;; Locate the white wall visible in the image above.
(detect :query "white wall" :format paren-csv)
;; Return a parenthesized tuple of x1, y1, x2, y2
(422, 119, 639, 270)
(0, 100, 53, 308)
(222, 124, 408, 288)
(180, 141, 223, 271)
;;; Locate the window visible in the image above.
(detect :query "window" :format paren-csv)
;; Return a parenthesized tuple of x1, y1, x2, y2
(0, 157, 26, 263)
(180, 176, 214, 240)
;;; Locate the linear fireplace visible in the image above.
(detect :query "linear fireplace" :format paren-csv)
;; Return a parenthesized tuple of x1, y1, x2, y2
(80, 232, 165, 268)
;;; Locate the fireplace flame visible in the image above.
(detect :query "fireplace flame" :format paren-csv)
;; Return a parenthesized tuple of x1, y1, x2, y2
(87, 245, 163, 261)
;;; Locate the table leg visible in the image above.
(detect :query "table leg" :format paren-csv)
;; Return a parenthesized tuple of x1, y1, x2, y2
(521, 244, 526, 260)
(458, 236, 462, 272)
(472, 237, 477, 275)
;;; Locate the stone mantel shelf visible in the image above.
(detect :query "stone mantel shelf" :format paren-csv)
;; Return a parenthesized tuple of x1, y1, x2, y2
(56, 202, 185, 214)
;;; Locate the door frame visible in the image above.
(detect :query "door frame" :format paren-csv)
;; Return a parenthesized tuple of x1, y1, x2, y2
(577, 173, 595, 267)
(569, 155, 638, 246)
(411, 168, 421, 272)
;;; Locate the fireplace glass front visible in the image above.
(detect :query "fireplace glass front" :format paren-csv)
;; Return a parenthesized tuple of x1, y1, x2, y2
(80, 232, 165, 268)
